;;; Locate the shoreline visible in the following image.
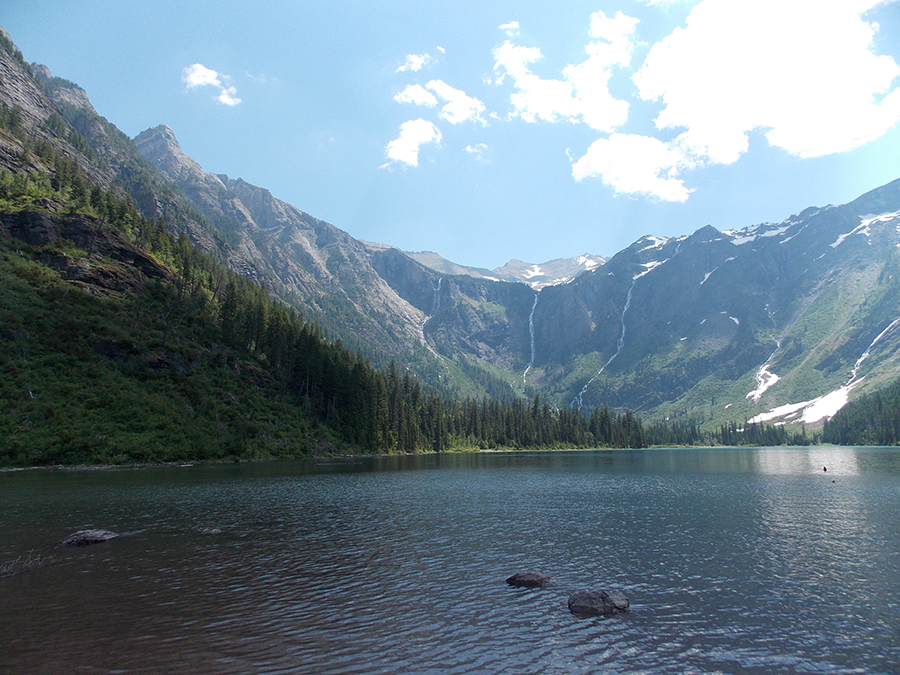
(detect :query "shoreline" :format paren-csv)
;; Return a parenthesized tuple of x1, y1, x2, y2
(0, 443, 854, 473)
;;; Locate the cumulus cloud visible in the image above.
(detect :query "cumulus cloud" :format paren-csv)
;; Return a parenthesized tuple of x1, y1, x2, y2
(426, 80, 486, 124)
(634, 0, 900, 163)
(182, 63, 241, 106)
(397, 53, 432, 73)
(394, 84, 438, 107)
(568, 0, 900, 201)
(383, 119, 442, 167)
(492, 10, 638, 132)
(572, 134, 694, 201)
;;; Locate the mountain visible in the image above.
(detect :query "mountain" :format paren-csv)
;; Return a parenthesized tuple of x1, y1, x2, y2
(404, 250, 605, 289)
(132, 124, 429, 356)
(527, 190, 900, 427)
(3, 24, 899, 432)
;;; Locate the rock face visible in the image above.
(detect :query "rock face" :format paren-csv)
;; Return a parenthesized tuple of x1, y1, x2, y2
(59, 529, 120, 547)
(567, 589, 629, 616)
(0, 210, 175, 294)
(506, 572, 551, 589)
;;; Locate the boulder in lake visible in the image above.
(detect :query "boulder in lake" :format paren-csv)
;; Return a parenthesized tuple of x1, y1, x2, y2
(568, 589, 629, 616)
(59, 529, 120, 547)
(506, 572, 550, 588)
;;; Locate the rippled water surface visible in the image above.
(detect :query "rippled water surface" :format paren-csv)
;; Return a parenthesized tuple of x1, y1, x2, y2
(2, 447, 899, 674)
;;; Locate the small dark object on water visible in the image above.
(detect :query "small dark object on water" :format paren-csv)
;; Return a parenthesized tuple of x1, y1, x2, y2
(824, 466, 827, 472)
(59, 529, 120, 547)
(506, 572, 551, 588)
(568, 589, 630, 616)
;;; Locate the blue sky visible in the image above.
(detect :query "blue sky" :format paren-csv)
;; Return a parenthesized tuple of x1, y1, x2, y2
(4, 0, 900, 269)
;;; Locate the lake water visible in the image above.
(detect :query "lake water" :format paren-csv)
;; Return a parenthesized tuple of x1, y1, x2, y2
(1, 447, 899, 674)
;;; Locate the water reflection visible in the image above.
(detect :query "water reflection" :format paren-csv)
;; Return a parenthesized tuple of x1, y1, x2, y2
(1, 447, 898, 674)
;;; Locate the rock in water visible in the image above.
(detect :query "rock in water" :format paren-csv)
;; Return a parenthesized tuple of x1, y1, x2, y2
(506, 572, 551, 588)
(59, 529, 120, 547)
(567, 589, 629, 616)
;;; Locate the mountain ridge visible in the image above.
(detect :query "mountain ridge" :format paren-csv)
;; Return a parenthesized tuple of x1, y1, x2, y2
(3, 28, 899, 430)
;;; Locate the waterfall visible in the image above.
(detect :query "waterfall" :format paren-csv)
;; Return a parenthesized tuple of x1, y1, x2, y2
(573, 277, 638, 409)
(433, 278, 442, 314)
(848, 318, 900, 386)
(523, 292, 539, 384)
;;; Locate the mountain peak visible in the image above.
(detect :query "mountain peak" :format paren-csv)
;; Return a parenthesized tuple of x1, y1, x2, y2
(31, 62, 96, 113)
(134, 124, 206, 181)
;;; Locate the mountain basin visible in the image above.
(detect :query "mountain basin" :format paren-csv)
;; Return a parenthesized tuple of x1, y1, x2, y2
(1, 447, 898, 674)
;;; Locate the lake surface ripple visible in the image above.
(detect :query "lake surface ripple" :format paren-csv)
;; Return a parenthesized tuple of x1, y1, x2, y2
(1, 447, 899, 674)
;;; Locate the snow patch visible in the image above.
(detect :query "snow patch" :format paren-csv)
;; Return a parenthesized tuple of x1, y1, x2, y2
(828, 211, 897, 249)
(746, 365, 780, 401)
(634, 259, 667, 280)
(860, 210, 900, 229)
(748, 317, 900, 424)
(638, 236, 668, 253)
(523, 265, 544, 279)
(700, 256, 736, 286)
(758, 226, 790, 239)
(575, 255, 601, 271)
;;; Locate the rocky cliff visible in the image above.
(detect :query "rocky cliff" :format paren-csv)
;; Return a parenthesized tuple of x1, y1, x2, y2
(4, 24, 900, 428)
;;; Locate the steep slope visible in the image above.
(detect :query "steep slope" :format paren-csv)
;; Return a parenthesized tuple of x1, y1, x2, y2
(134, 124, 430, 359)
(526, 183, 900, 427)
(5, 24, 899, 430)
(132, 124, 533, 399)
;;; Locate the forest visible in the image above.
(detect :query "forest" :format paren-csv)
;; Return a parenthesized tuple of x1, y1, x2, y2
(0, 82, 888, 466)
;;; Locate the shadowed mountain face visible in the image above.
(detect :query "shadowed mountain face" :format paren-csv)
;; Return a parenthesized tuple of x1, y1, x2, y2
(132, 121, 900, 426)
(3, 26, 899, 427)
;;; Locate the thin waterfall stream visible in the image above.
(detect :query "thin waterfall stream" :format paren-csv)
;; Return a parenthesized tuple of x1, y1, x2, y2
(523, 292, 538, 384)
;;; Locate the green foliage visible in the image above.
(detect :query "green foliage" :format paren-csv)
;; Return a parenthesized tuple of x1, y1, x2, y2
(823, 377, 900, 445)
(714, 420, 812, 446)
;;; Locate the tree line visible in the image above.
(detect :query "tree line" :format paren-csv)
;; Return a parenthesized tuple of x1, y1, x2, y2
(4, 86, 877, 456)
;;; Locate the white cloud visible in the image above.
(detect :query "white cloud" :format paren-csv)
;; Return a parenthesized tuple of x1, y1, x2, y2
(182, 63, 241, 106)
(396, 53, 432, 73)
(426, 80, 486, 124)
(183, 63, 220, 88)
(216, 86, 241, 106)
(499, 21, 520, 37)
(383, 119, 442, 167)
(572, 133, 693, 201)
(394, 84, 438, 107)
(464, 143, 490, 160)
(492, 11, 638, 132)
(634, 0, 900, 164)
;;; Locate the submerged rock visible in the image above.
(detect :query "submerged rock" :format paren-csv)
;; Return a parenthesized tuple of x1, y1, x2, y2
(568, 589, 629, 616)
(506, 572, 550, 588)
(59, 529, 120, 547)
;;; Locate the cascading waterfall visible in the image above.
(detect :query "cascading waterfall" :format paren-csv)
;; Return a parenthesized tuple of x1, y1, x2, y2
(848, 317, 900, 385)
(523, 292, 539, 384)
(746, 303, 782, 400)
(433, 278, 442, 314)
(572, 278, 637, 409)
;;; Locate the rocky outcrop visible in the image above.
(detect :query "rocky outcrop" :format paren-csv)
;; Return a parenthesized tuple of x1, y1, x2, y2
(1, 210, 175, 293)
(31, 63, 97, 114)
(567, 589, 630, 616)
(506, 572, 550, 588)
(59, 529, 119, 547)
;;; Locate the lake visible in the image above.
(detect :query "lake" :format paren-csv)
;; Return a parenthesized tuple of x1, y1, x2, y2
(1, 447, 898, 674)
